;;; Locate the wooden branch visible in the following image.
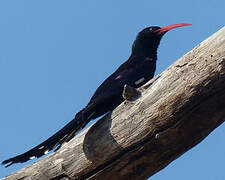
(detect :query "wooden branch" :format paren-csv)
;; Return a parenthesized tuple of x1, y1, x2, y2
(2, 26, 225, 180)
(123, 84, 141, 101)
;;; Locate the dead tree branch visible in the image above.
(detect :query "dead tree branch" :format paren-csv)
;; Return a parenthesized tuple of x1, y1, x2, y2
(2, 26, 225, 180)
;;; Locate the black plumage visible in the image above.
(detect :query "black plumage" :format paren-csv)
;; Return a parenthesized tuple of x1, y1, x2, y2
(2, 23, 191, 167)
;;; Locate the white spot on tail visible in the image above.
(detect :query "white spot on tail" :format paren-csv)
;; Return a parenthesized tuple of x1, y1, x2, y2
(61, 134, 68, 140)
(38, 146, 44, 150)
(135, 77, 145, 85)
(29, 156, 35, 160)
(44, 150, 49, 154)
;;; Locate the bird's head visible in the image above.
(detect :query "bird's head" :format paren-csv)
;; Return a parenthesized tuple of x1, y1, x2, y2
(132, 23, 191, 58)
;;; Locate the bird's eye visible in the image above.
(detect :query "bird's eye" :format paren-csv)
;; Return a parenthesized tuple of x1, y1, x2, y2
(149, 27, 153, 31)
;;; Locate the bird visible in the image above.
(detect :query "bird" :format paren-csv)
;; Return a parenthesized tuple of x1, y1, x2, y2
(2, 23, 191, 167)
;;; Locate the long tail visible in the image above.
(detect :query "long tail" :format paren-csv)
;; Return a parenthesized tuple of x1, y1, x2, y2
(2, 109, 90, 167)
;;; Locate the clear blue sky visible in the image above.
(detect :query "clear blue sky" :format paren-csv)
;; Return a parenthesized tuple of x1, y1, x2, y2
(0, 1, 224, 179)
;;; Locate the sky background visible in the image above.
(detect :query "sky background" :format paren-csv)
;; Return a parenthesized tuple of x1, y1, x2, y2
(0, 1, 224, 179)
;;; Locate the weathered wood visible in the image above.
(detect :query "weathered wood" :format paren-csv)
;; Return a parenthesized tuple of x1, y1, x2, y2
(2, 26, 225, 180)
(122, 84, 141, 101)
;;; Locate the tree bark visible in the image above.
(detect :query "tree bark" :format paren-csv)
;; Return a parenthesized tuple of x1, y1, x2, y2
(2, 27, 225, 180)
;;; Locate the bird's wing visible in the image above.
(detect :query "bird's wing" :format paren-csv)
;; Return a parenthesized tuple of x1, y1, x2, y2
(89, 58, 134, 103)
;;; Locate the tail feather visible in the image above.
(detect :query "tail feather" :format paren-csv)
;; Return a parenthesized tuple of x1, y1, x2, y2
(2, 109, 89, 167)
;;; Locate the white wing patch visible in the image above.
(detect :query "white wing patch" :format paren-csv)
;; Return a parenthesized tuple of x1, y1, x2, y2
(144, 57, 153, 61)
(135, 77, 145, 85)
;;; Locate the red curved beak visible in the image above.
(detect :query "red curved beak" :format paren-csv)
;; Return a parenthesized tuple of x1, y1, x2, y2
(155, 23, 191, 34)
